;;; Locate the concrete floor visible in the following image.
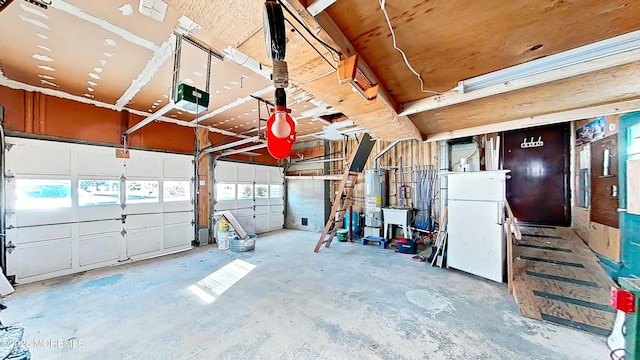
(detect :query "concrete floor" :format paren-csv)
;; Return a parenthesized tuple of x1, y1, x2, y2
(3, 229, 608, 359)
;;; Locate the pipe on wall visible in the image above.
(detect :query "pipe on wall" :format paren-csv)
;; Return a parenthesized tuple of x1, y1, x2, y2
(438, 140, 450, 221)
(373, 137, 414, 168)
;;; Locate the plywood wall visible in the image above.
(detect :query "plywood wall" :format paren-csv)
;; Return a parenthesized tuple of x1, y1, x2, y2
(328, 137, 439, 213)
(572, 115, 621, 262)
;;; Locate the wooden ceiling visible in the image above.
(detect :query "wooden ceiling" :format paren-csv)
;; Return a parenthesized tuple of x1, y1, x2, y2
(326, 0, 640, 104)
(0, 0, 338, 139)
(3, 0, 640, 144)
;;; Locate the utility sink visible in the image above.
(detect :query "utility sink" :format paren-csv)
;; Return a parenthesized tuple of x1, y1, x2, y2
(382, 208, 413, 225)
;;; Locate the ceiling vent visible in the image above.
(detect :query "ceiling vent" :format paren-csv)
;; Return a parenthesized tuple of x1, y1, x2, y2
(175, 83, 209, 115)
(138, 0, 167, 22)
(0, 0, 14, 13)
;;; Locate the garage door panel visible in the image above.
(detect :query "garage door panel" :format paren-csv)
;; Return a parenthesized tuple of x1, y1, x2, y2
(164, 211, 192, 225)
(78, 205, 121, 222)
(255, 168, 269, 182)
(255, 216, 269, 233)
(7, 144, 71, 176)
(215, 201, 235, 211)
(79, 235, 121, 266)
(163, 201, 192, 213)
(164, 156, 193, 178)
(255, 205, 269, 215)
(270, 215, 284, 230)
(270, 168, 282, 182)
(237, 167, 254, 182)
(5, 138, 195, 283)
(236, 207, 253, 217)
(126, 154, 163, 178)
(237, 216, 255, 234)
(164, 224, 192, 249)
(126, 213, 162, 230)
(78, 151, 122, 177)
(126, 229, 161, 256)
(126, 203, 162, 215)
(216, 164, 236, 182)
(15, 241, 72, 278)
(78, 220, 122, 237)
(14, 224, 71, 245)
(271, 204, 284, 214)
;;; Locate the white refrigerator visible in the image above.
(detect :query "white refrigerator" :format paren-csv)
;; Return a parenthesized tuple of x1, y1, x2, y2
(443, 170, 509, 283)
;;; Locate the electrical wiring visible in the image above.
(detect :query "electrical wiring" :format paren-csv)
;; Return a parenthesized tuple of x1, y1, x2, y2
(284, 18, 337, 70)
(378, 0, 441, 95)
(275, 0, 341, 62)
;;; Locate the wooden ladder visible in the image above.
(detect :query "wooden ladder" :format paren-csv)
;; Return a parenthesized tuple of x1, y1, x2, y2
(314, 171, 360, 252)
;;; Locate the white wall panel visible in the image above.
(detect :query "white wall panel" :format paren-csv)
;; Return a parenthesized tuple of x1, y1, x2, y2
(79, 235, 121, 266)
(15, 241, 72, 278)
(78, 151, 122, 177)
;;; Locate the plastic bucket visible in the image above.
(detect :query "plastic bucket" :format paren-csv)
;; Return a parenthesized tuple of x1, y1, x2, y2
(336, 229, 348, 242)
(217, 219, 230, 232)
(216, 231, 231, 250)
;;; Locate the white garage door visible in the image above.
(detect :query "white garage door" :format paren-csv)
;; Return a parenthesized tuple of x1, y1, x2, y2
(4, 137, 194, 284)
(214, 161, 284, 234)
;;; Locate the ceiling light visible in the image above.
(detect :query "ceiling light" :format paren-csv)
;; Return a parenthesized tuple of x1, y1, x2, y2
(37, 45, 51, 52)
(87, 81, 98, 86)
(230, 81, 240, 85)
(222, 86, 231, 90)
(139, 0, 168, 22)
(193, 71, 203, 77)
(459, 29, 640, 93)
(87, 87, 94, 92)
(177, 111, 183, 115)
(103, 52, 116, 58)
(104, 39, 117, 47)
(215, 90, 221, 94)
(36, 33, 48, 40)
(84, 94, 94, 98)
(118, 4, 134, 16)
(37, 74, 55, 80)
(33, 54, 53, 62)
(99, 59, 107, 66)
(89, 73, 101, 80)
(37, 65, 55, 71)
(163, 94, 169, 98)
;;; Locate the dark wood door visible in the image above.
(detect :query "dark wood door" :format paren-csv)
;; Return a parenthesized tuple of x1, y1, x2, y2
(590, 134, 619, 228)
(502, 123, 570, 225)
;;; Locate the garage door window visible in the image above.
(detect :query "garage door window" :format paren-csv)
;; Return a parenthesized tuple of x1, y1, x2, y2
(238, 184, 253, 200)
(78, 180, 120, 206)
(216, 183, 236, 201)
(270, 184, 282, 198)
(15, 179, 72, 210)
(163, 181, 191, 202)
(255, 184, 269, 199)
(126, 181, 159, 204)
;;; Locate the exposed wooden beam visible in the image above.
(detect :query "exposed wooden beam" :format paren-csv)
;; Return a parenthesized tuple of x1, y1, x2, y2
(424, 98, 640, 142)
(307, 0, 338, 16)
(401, 47, 640, 117)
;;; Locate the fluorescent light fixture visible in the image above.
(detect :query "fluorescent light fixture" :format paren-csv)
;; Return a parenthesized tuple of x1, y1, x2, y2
(459, 30, 640, 94)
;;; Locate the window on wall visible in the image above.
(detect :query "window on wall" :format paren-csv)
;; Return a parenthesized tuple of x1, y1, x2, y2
(630, 123, 640, 155)
(270, 184, 282, 198)
(216, 183, 236, 201)
(15, 179, 72, 210)
(126, 181, 159, 204)
(163, 181, 191, 202)
(238, 184, 253, 200)
(255, 184, 269, 199)
(78, 180, 120, 206)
